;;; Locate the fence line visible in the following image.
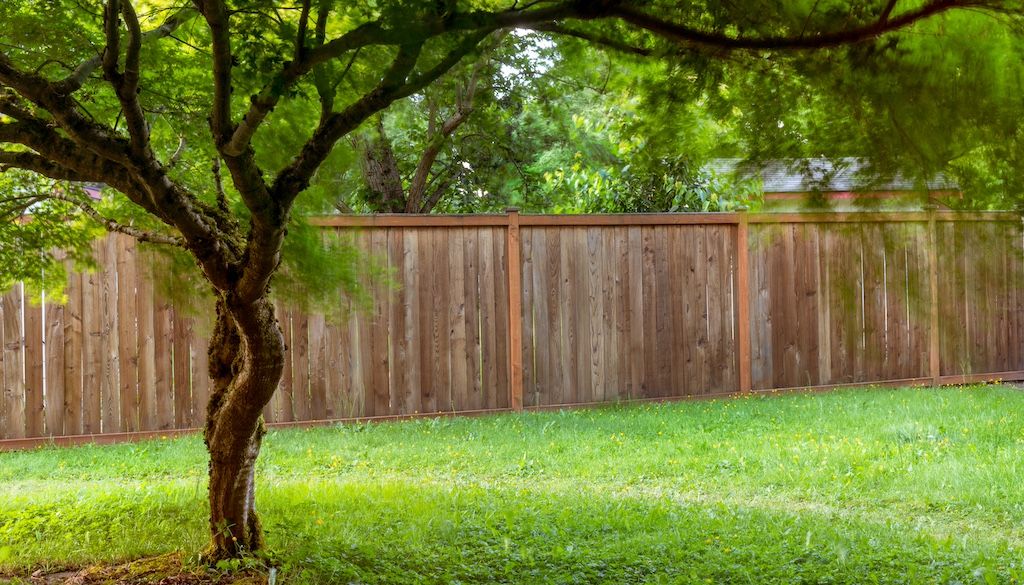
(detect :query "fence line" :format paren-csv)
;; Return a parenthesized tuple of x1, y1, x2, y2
(2, 210, 1023, 448)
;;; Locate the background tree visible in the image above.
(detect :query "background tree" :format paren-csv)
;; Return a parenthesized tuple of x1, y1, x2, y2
(1, 0, 1021, 561)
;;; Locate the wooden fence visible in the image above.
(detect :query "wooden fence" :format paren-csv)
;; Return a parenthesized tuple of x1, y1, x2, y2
(2, 211, 1023, 447)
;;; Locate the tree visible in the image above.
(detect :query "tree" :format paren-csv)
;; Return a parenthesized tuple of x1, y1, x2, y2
(346, 30, 511, 213)
(0, 0, 1019, 561)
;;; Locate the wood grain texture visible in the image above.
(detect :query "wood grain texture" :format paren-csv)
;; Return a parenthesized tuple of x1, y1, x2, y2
(24, 296, 43, 437)
(2, 286, 25, 439)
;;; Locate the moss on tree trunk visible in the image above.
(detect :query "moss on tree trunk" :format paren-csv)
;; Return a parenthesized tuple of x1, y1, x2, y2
(201, 296, 283, 560)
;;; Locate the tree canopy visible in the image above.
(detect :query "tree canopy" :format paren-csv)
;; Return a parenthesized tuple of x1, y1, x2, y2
(2, 0, 1023, 561)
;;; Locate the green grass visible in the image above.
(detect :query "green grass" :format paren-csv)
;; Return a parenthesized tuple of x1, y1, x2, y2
(3, 385, 1024, 584)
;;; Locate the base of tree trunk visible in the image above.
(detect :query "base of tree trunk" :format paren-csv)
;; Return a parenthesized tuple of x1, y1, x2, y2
(24, 552, 269, 584)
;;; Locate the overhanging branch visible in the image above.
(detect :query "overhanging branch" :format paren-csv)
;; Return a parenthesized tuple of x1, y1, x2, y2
(43, 192, 184, 247)
(54, 6, 196, 95)
(0, 150, 91, 182)
(525, 23, 653, 56)
(608, 0, 1000, 51)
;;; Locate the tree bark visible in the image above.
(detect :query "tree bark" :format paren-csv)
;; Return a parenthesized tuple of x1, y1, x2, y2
(201, 294, 284, 560)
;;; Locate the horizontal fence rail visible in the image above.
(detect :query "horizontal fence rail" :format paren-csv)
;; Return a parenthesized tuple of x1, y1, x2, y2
(2, 211, 1023, 448)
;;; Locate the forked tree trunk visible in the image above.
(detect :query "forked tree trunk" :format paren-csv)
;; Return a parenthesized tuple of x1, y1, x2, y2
(201, 295, 284, 560)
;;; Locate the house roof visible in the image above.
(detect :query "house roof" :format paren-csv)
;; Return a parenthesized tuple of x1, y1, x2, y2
(707, 158, 957, 193)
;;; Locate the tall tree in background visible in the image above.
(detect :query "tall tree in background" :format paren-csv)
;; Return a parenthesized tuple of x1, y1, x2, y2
(349, 31, 509, 213)
(1, 0, 1021, 560)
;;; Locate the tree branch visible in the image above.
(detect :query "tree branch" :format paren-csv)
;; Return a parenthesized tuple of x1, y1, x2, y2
(271, 39, 434, 204)
(101, 0, 122, 83)
(295, 0, 312, 60)
(43, 191, 184, 247)
(222, 20, 389, 157)
(54, 6, 196, 95)
(0, 150, 92, 182)
(408, 32, 501, 211)
(609, 0, 999, 51)
(102, 0, 150, 157)
(195, 0, 234, 145)
(525, 23, 653, 56)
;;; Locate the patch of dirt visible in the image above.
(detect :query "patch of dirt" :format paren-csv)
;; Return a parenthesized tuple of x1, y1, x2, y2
(6, 554, 266, 585)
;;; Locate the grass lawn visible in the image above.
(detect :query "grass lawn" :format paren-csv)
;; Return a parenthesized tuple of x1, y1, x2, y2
(3, 385, 1024, 584)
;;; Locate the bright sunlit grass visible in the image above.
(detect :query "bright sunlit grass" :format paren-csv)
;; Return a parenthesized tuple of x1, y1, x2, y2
(2, 385, 1024, 583)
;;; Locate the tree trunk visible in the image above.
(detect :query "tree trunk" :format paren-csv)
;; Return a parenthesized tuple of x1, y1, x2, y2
(201, 295, 284, 560)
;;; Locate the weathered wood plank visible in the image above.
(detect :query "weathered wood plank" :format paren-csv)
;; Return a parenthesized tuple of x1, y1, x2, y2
(63, 270, 84, 436)
(99, 236, 120, 433)
(24, 296, 44, 437)
(44, 292, 65, 436)
(135, 258, 156, 431)
(82, 272, 102, 434)
(291, 308, 311, 421)
(462, 228, 483, 410)
(506, 212, 524, 411)
(153, 294, 174, 430)
(536, 228, 560, 406)
(627, 227, 645, 400)
(308, 311, 327, 420)
(171, 308, 192, 428)
(557, 229, 578, 403)
(2, 286, 25, 439)
(386, 228, 408, 414)
(570, 228, 591, 404)
(640, 227, 658, 397)
(431, 228, 453, 412)
(190, 332, 210, 426)
(116, 236, 139, 432)
(479, 227, 499, 409)
(587, 228, 606, 403)
(519, 227, 535, 407)
(399, 229, 421, 414)
(652, 226, 672, 396)
(449, 228, 469, 411)
(528, 228, 550, 407)
(368, 230, 392, 415)
(493, 225, 511, 409)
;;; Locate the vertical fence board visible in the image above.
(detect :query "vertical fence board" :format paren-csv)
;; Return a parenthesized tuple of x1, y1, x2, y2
(388, 229, 410, 415)
(99, 237, 120, 433)
(190, 332, 210, 426)
(63, 271, 84, 436)
(291, 309, 311, 421)
(493, 226, 511, 409)
(627, 227, 645, 400)
(116, 236, 139, 432)
(449, 228, 470, 412)
(431, 228, 453, 412)
(2, 286, 25, 439)
(153, 295, 174, 430)
(369, 230, 391, 416)
(171, 309, 192, 428)
(587, 228, 605, 403)
(44, 294, 65, 436)
(525, 228, 547, 407)
(136, 260, 156, 431)
(463, 228, 483, 410)
(24, 297, 43, 437)
(308, 312, 327, 420)
(519, 227, 535, 407)
(82, 273, 102, 434)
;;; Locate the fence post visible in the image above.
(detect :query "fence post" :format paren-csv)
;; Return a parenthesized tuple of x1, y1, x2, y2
(927, 206, 941, 386)
(736, 210, 752, 394)
(506, 207, 525, 411)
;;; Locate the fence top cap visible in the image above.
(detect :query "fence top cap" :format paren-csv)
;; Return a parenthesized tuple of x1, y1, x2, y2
(505, 207, 520, 213)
